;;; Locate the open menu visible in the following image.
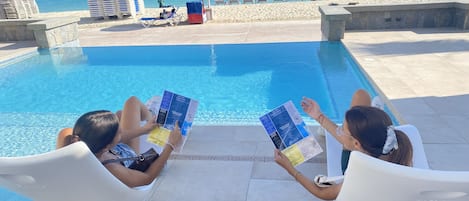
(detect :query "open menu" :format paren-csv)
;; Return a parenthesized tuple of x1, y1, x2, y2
(146, 90, 198, 152)
(259, 101, 323, 166)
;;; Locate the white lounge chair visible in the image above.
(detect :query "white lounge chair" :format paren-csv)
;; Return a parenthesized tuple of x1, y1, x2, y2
(326, 124, 429, 177)
(337, 151, 469, 201)
(0, 141, 158, 201)
(140, 7, 182, 28)
(215, 0, 225, 5)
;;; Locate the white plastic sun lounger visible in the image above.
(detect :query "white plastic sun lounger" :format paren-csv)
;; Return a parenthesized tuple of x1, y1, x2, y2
(337, 151, 469, 201)
(326, 124, 429, 177)
(215, 0, 225, 5)
(0, 140, 158, 201)
(140, 7, 182, 28)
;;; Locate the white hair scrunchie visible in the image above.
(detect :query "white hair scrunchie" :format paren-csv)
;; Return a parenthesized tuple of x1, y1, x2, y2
(382, 126, 399, 155)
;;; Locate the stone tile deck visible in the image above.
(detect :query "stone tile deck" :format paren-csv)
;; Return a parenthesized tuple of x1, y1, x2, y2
(0, 41, 37, 64)
(1, 20, 468, 200)
(342, 28, 469, 171)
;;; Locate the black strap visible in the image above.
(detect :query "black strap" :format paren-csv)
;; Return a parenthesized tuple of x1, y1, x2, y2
(102, 153, 144, 166)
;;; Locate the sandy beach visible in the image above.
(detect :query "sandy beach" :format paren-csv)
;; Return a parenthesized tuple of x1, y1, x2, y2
(32, 0, 449, 29)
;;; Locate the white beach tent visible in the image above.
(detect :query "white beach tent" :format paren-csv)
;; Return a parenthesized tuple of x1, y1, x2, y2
(0, 141, 158, 201)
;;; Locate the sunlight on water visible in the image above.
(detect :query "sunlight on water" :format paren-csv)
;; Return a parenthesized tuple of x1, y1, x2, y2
(0, 42, 379, 201)
(0, 42, 376, 156)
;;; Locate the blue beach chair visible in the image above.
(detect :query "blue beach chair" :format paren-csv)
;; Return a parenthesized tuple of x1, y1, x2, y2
(140, 6, 182, 28)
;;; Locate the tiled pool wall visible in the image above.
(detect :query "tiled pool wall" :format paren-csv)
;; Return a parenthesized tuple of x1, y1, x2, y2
(320, 1, 469, 41)
(344, 2, 469, 30)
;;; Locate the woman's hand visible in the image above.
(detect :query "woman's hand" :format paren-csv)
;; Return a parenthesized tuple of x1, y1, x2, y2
(301, 97, 322, 120)
(142, 115, 159, 133)
(167, 121, 183, 150)
(274, 149, 295, 172)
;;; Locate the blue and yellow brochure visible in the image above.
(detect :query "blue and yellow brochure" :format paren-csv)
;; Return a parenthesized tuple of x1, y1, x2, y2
(259, 101, 323, 166)
(146, 90, 198, 152)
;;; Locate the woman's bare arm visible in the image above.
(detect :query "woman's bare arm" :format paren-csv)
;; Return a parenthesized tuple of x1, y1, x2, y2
(301, 97, 345, 145)
(274, 149, 341, 200)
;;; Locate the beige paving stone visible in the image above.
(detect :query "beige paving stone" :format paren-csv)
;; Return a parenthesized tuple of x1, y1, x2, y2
(440, 115, 469, 144)
(247, 179, 323, 201)
(343, 27, 469, 171)
(155, 160, 253, 201)
(424, 144, 469, 171)
(395, 114, 466, 144)
(251, 161, 326, 180)
(0, 41, 37, 64)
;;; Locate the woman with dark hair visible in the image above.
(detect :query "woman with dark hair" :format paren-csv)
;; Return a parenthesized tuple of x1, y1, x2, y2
(341, 106, 413, 167)
(56, 96, 182, 188)
(274, 89, 413, 200)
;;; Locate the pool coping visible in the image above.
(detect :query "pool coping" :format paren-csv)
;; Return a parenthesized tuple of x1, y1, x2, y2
(0, 41, 38, 67)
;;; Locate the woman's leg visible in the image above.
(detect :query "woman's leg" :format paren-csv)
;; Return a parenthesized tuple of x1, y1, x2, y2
(350, 89, 371, 108)
(56, 128, 73, 149)
(119, 96, 153, 153)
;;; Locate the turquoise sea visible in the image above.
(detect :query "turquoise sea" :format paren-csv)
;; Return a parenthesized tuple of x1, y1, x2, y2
(35, 0, 293, 12)
(36, 0, 205, 12)
(37, 0, 202, 12)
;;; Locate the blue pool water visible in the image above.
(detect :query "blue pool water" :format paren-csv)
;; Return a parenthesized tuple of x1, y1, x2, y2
(0, 42, 378, 200)
(0, 42, 377, 155)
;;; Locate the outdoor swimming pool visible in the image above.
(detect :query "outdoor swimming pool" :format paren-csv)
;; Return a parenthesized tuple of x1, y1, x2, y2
(0, 42, 378, 155)
(0, 41, 379, 200)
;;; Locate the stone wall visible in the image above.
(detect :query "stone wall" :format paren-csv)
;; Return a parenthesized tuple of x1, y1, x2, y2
(0, 19, 38, 40)
(319, 1, 469, 41)
(27, 18, 80, 48)
(0, 17, 80, 48)
(319, 6, 351, 41)
(344, 2, 469, 30)
(455, 7, 469, 29)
